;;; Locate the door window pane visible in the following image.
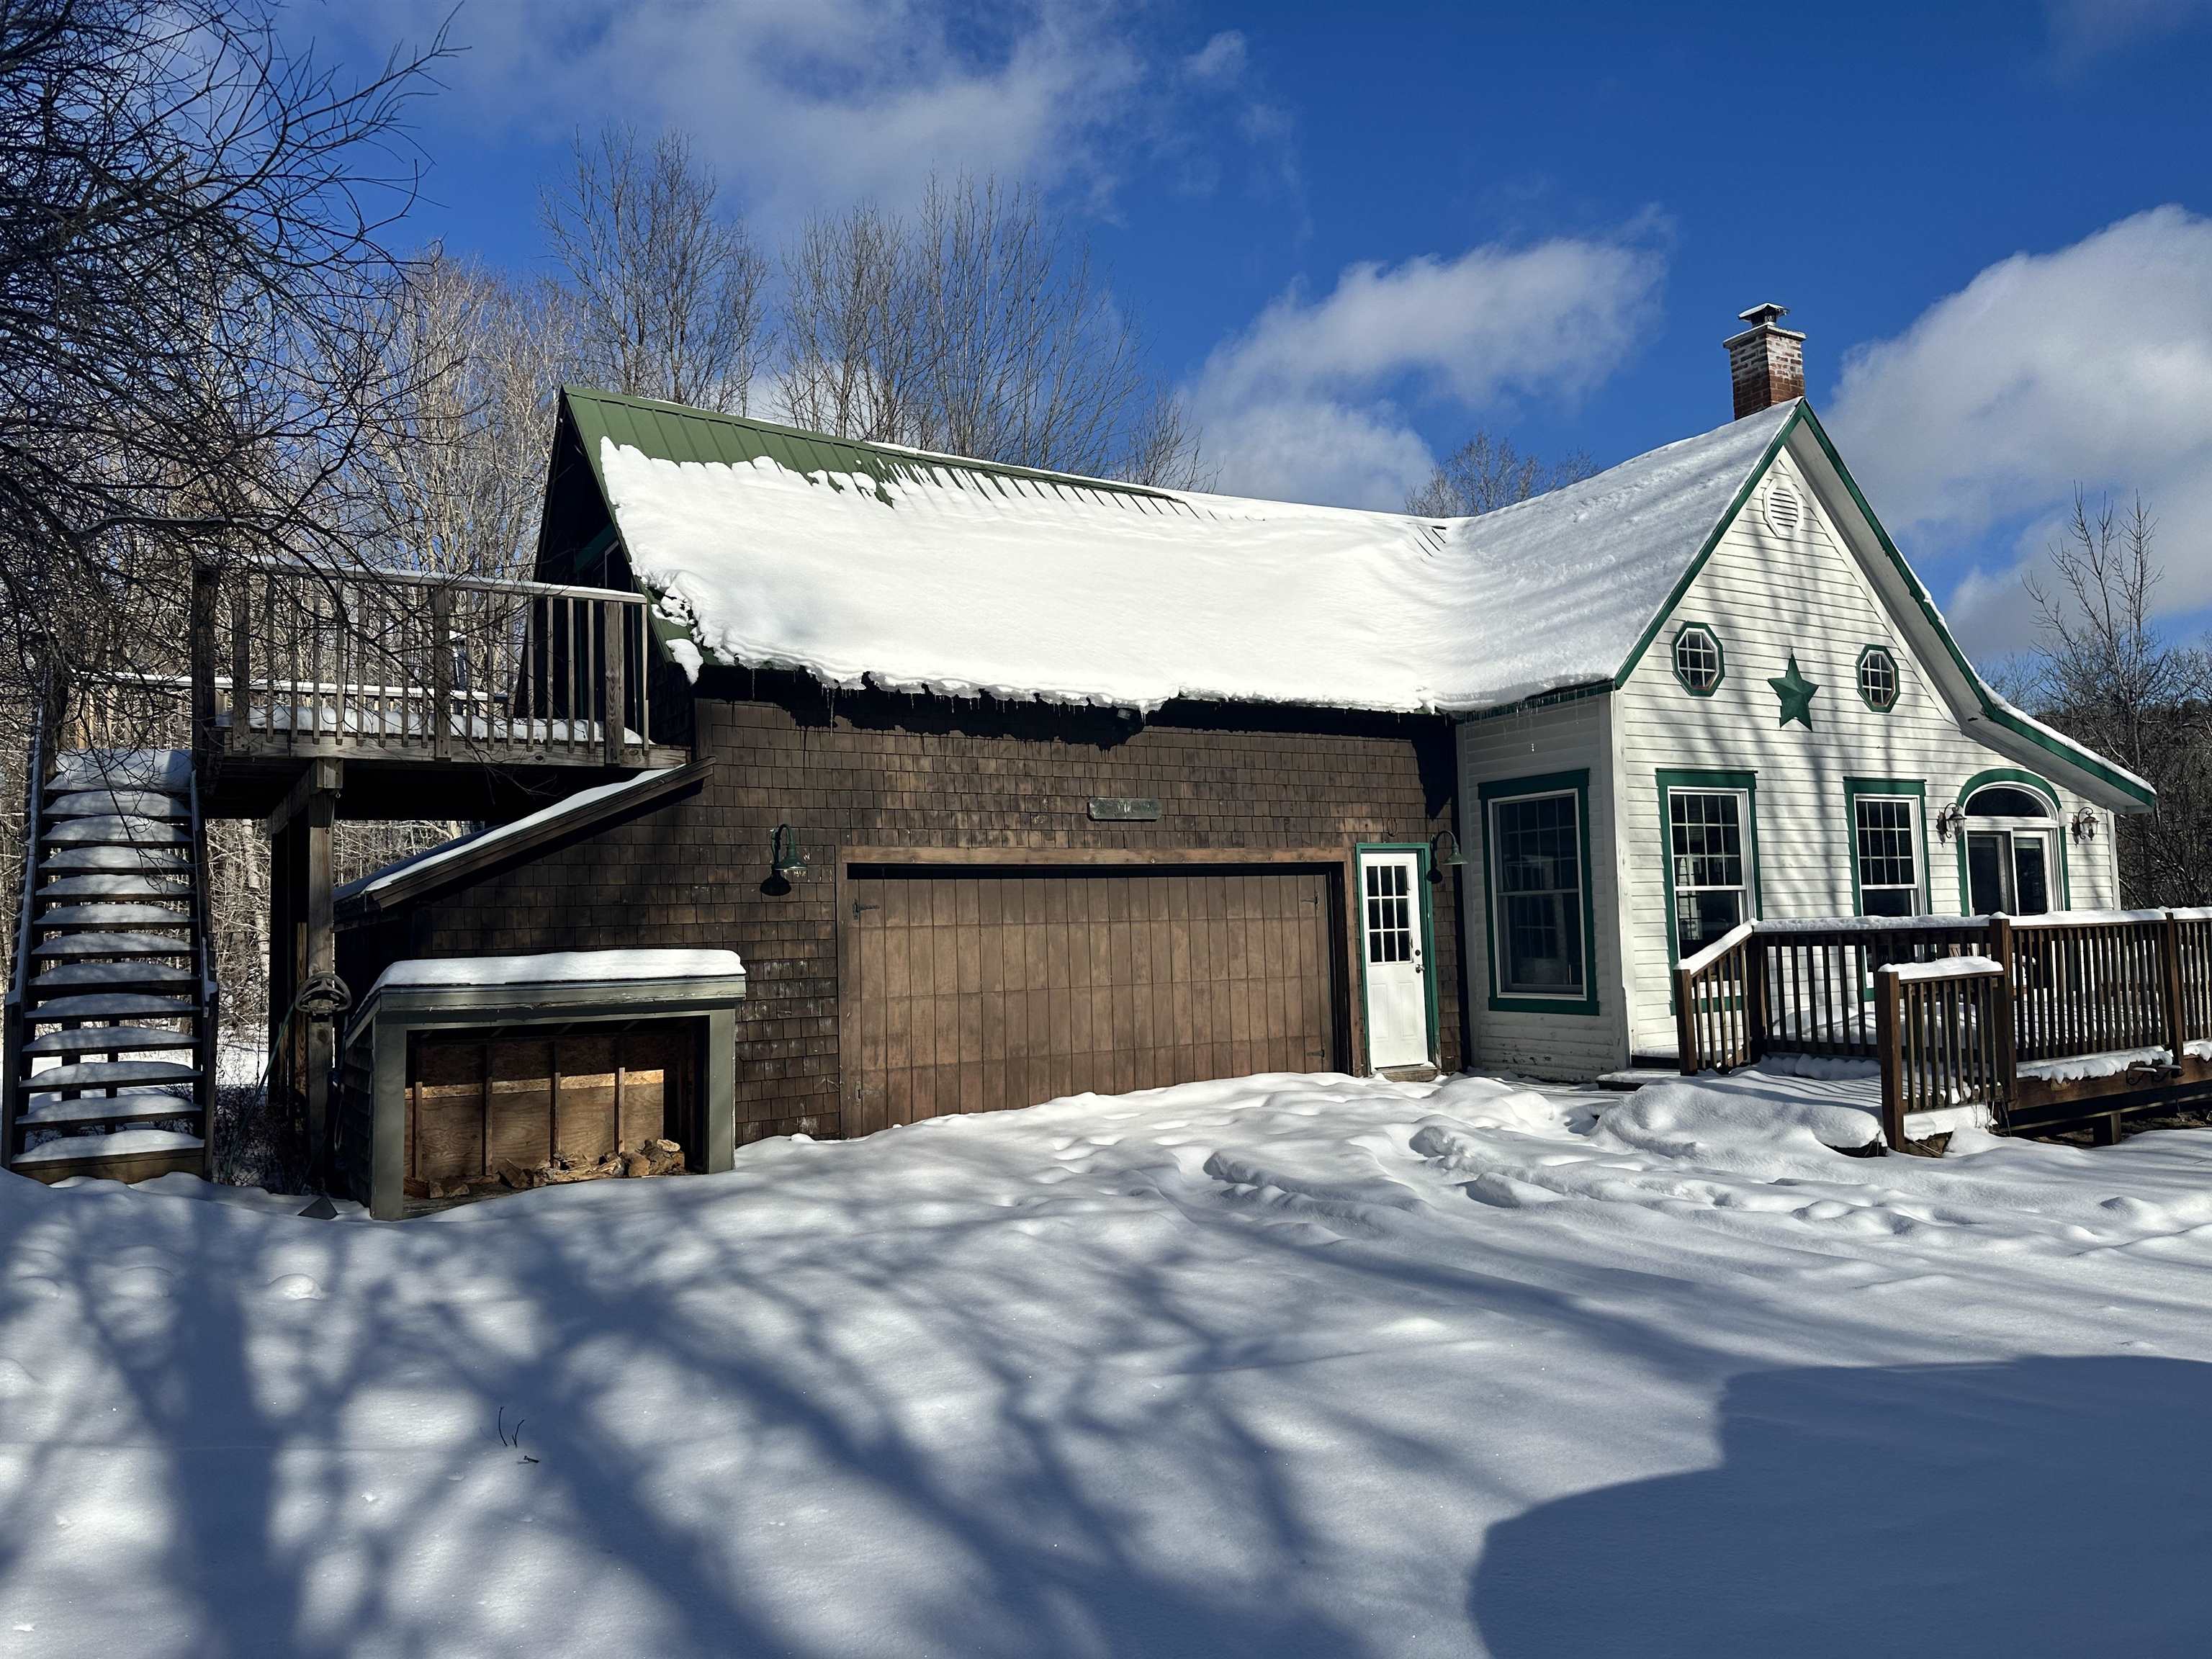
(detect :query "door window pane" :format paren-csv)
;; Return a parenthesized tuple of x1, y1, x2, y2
(2013, 837, 2051, 915)
(1854, 795, 1921, 916)
(1668, 789, 1749, 956)
(1966, 830, 2008, 915)
(1492, 792, 1584, 996)
(1364, 860, 1414, 963)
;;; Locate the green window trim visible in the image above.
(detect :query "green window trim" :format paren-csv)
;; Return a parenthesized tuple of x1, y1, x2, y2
(1855, 643, 1900, 713)
(1951, 768, 2072, 913)
(1655, 769, 1763, 983)
(1671, 621, 1725, 697)
(1843, 777, 1931, 917)
(1477, 768, 1601, 1017)
(1354, 842, 1442, 1069)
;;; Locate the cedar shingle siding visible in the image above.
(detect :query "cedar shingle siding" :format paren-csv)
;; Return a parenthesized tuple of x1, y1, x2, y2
(342, 673, 1464, 1143)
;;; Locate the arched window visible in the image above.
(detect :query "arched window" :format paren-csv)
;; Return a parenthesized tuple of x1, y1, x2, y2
(1961, 781, 2059, 916)
(1965, 786, 2048, 819)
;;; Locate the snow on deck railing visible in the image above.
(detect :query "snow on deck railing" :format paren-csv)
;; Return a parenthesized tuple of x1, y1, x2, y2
(1892, 955, 2002, 981)
(1678, 907, 2212, 1143)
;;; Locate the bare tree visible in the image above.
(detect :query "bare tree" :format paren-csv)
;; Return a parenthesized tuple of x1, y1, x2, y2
(781, 175, 1205, 485)
(541, 127, 768, 412)
(2020, 490, 2212, 904)
(0, 0, 446, 708)
(349, 251, 572, 578)
(1405, 431, 1593, 518)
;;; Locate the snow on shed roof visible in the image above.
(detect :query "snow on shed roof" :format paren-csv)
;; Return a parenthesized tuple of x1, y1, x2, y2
(574, 389, 1798, 716)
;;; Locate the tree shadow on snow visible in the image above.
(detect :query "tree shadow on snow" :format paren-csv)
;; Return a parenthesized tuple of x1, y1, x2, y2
(1470, 1355, 2212, 1658)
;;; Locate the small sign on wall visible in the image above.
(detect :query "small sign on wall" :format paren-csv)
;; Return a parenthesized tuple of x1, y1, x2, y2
(1088, 796, 1161, 822)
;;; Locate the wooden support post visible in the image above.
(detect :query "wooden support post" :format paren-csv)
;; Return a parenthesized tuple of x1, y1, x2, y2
(268, 811, 298, 1155)
(1990, 914, 2018, 1109)
(268, 765, 343, 1187)
(369, 1025, 408, 1221)
(601, 601, 624, 765)
(429, 585, 454, 760)
(190, 563, 217, 764)
(2091, 1110, 2123, 1147)
(229, 571, 252, 747)
(703, 1008, 737, 1173)
(1673, 965, 1697, 1075)
(261, 757, 342, 839)
(2159, 909, 2188, 1065)
(1744, 938, 1767, 1064)
(1875, 965, 1906, 1151)
(304, 786, 336, 1181)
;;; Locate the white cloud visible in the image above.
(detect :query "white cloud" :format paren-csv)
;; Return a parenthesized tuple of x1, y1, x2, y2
(1182, 30, 1248, 84)
(2045, 0, 2212, 61)
(344, 0, 1163, 230)
(1187, 236, 1665, 509)
(1827, 206, 2212, 652)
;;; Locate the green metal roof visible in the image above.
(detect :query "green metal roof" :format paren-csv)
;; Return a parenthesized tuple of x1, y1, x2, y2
(560, 387, 1184, 511)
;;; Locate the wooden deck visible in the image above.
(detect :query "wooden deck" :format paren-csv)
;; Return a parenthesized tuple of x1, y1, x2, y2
(1675, 909, 2212, 1148)
(187, 558, 690, 814)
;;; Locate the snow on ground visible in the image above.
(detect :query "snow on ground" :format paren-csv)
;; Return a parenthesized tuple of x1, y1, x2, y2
(6, 1064, 2212, 1656)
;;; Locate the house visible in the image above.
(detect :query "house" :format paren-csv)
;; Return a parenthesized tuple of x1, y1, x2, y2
(323, 302, 2145, 1188)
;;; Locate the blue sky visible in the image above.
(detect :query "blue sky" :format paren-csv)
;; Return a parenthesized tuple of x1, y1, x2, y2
(300, 0, 2212, 657)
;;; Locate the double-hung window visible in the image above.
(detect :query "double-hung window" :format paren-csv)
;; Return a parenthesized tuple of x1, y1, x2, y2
(1848, 784, 1925, 917)
(1663, 776, 1755, 959)
(1483, 774, 1592, 1005)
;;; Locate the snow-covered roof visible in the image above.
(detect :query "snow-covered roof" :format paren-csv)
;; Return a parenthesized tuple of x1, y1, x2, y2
(336, 768, 681, 907)
(579, 392, 1797, 716)
(369, 950, 745, 995)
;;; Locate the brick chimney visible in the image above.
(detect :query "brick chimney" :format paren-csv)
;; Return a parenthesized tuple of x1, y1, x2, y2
(1723, 302, 1805, 418)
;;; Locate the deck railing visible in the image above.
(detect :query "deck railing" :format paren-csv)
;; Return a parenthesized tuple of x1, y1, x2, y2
(1678, 908, 2212, 1146)
(2009, 912, 2169, 1062)
(190, 557, 674, 766)
(1874, 958, 2012, 1150)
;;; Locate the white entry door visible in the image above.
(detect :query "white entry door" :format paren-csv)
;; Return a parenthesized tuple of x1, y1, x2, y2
(1360, 851, 1431, 1069)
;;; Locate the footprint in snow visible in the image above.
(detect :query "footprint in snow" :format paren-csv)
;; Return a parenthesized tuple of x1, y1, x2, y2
(1794, 1200, 1855, 1222)
(267, 1274, 323, 1301)
(102, 1266, 173, 1299)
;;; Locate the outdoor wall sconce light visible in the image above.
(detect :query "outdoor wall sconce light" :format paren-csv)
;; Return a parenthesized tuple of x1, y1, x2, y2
(1429, 827, 1468, 880)
(770, 823, 809, 881)
(1934, 803, 1966, 843)
(2071, 806, 2100, 845)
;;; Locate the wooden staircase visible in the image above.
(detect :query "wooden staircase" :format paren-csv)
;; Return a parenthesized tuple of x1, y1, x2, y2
(3, 742, 215, 1184)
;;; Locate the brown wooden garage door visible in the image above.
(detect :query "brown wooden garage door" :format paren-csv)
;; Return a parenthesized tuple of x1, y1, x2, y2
(842, 863, 1341, 1135)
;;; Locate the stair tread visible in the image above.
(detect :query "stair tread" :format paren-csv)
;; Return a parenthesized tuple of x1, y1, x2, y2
(12, 1128, 204, 1168)
(35, 902, 192, 928)
(42, 816, 189, 847)
(37, 872, 191, 899)
(48, 749, 193, 793)
(32, 961, 193, 990)
(41, 845, 192, 873)
(25, 1025, 198, 1057)
(45, 790, 190, 819)
(18, 1092, 197, 1128)
(21, 1058, 199, 1091)
(32, 930, 193, 959)
(27, 993, 197, 1022)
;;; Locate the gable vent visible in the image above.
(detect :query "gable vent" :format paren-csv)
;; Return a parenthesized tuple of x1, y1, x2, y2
(1764, 480, 1802, 536)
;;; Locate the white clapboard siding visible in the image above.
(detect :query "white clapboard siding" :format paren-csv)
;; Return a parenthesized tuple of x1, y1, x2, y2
(1612, 444, 2122, 1056)
(1457, 692, 1629, 1077)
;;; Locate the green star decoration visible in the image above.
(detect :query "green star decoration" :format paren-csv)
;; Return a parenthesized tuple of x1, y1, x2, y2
(1768, 652, 1818, 729)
